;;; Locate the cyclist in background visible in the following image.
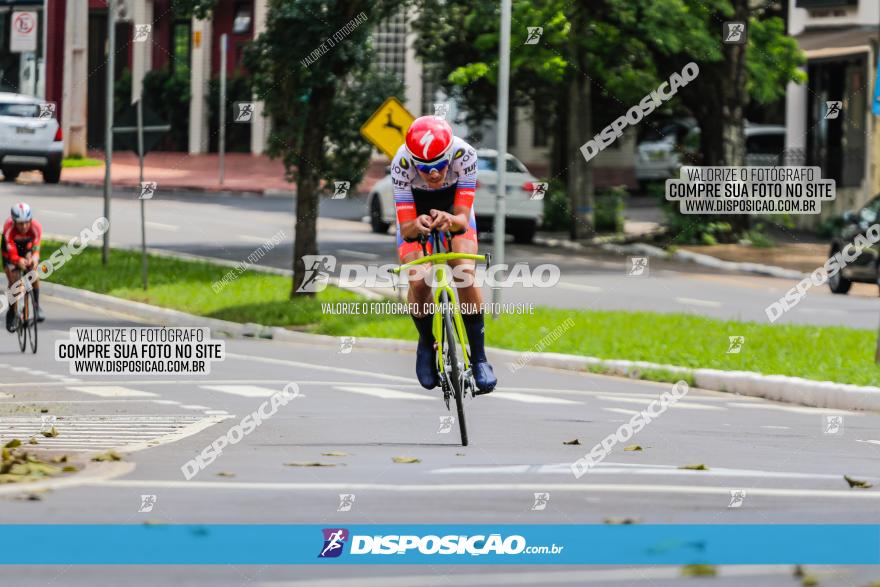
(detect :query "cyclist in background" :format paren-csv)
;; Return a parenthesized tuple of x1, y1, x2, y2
(391, 116, 496, 394)
(3, 202, 44, 331)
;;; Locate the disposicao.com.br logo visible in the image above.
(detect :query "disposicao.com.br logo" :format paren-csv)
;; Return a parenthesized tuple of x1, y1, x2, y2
(317, 528, 563, 558)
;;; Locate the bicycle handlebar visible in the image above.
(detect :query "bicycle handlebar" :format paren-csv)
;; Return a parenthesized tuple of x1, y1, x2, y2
(391, 229, 491, 275)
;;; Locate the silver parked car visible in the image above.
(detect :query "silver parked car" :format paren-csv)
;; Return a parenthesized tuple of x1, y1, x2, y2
(369, 149, 544, 244)
(0, 92, 63, 183)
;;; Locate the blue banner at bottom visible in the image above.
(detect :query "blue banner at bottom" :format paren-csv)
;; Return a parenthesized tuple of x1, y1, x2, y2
(1, 525, 878, 564)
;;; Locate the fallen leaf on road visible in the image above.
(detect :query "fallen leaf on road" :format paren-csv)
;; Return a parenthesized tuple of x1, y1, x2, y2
(681, 564, 717, 577)
(50, 455, 68, 463)
(844, 475, 873, 489)
(563, 439, 580, 445)
(456, 453, 465, 456)
(321, 451, 348, 457)
(91, 451, 122, 462)
(4, 439, 21, 448)
(216, 471, 236, 477)
(27, 437, 38, 445)
(39, 409, 48, 413)
(801, 575, 819, 586)
(284, 462, 336, 467)
(679, 464, 708, 471)
(41, 426, 59, 438)
(603, 517, 641, 524)
(624, 445, 643, 452)
(392, 457, 421, 464)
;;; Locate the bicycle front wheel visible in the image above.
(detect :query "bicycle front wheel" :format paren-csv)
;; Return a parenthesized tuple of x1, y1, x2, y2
(442, 303, 468, 446)
(16, 294, 26, 353)
(26, 290, 37, 353)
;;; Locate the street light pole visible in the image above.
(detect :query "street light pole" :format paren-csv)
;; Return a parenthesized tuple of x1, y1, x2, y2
(491, 0, 511, 317)
(102, 0, 116, 265)
(218, 34, 227, 185)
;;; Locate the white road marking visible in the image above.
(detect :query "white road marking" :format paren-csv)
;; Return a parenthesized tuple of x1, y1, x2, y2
(556, 282, 602, 293)
(602, 407, 639, 416)
(0, 378, 297, 389)
(252, 566, 793, 586)
(675, 297, 723, 308)
(93, 479, 880, 499)
(762, 425, 792, 430)
(597, 395, 724, 411)
(333, 385, 431, 401)
(494, 392, 578, 405)
(153, 399, 181, 405)
(180, 404, 211, 410)
(0, 392, 11, 399)
(145, 221, 180, 232)
(226, 352, 412, 382)
(338, 249, 379, 260)
(430, 462, 855, 481)
(238, 234, 273, 243)
(856, 440, 880, 446)
(728, 402, 860, 416)
(67, 386, 157, 398)
(201, 385, 280, 398)
(0, 415, 227, 453)
(204, 410, 230, 415)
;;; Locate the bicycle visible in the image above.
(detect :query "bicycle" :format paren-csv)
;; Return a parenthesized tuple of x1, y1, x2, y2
(392, 229, 490, 446)
(8, 263, 37, 354)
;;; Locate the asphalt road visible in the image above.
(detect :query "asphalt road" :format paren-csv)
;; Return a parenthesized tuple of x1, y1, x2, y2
(1, 294, 879, 585)
(2, 181, 878, 329)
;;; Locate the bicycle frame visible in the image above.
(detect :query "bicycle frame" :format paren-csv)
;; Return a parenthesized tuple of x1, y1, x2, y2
(391, 234, 488, 375)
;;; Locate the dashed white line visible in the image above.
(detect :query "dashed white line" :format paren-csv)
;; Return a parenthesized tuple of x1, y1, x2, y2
(675, 297, 723, 308)
(333, 385, 431, 401)
(67, 386, 157, 398)
(145, 221, 180, 232)
(556, 282, 603, 293)
(201, 385, 281, 398)
(338, 249, 379, 260)
(494, 392, 578, 405)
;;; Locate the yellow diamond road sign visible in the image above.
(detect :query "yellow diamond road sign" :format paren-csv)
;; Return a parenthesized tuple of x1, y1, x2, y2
(360, 97, 415, 159)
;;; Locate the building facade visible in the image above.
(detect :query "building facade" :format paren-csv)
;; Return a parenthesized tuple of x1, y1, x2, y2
(785, 0, 880, 226)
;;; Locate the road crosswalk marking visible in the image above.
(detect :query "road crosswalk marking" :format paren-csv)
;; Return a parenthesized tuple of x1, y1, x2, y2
(67, 386, 157, 398)
(0, 415, 227, 453)
(200, 385, 280, 397)
(333, 385, 432, 401)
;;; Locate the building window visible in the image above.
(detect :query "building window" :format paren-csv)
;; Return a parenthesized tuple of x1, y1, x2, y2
(233, 2, 252, 35)
(374, 11, 406, 83)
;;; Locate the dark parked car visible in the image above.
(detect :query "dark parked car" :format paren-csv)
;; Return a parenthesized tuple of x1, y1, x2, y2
(828, 194, 880, 295)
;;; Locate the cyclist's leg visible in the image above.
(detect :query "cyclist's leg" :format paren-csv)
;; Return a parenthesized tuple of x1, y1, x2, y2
(3, 262, 19, 332)
(398, 226, 438, 389)
(450, 210, 496, 393)
(24, 255, 43, 321)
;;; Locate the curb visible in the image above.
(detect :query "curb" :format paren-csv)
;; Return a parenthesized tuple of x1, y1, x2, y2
(43, 281, 880, 412)
(533, 235, 807, 280)
(600, 242, 807, 279)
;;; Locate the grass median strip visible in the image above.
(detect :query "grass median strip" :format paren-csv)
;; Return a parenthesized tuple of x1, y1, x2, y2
(42, 241, 879, 387)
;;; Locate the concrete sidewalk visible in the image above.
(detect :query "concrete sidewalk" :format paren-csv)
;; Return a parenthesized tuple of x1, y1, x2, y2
(55, 151, 386, 196)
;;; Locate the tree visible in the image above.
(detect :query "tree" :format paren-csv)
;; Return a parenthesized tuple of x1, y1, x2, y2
(177, 0, 404, 296)
(412, 0, 804, 240)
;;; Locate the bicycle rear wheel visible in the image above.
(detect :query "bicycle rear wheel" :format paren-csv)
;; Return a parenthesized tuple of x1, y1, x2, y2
(441, 298, 468, 446)
(15, 294, 26, 353)
(26, 290, 36, 353)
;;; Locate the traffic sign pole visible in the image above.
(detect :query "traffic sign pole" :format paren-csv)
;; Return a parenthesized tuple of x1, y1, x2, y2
(102, 0, 116, 266)
(219, 34, 227, 185)
(137, 98, 148, 290)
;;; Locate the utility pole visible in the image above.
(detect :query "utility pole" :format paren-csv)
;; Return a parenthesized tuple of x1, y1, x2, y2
(491, 0, 511, 316)
(102, 0, 116, 265)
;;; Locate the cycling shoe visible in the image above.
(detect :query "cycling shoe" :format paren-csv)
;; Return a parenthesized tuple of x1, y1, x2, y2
(416, 342, 439, 389)
(472, 360, 497, 395)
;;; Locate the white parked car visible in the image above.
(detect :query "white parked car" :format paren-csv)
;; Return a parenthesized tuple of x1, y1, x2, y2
(368, 149, 544, 244)
(634, 119, 696, 189)
(636, 120, 787, 187)
(0, 92, 63, 183)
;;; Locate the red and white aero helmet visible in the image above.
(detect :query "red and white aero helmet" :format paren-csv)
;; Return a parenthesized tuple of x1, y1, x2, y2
(11, 202, 32, 222)
(405, 116, 453, 164)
